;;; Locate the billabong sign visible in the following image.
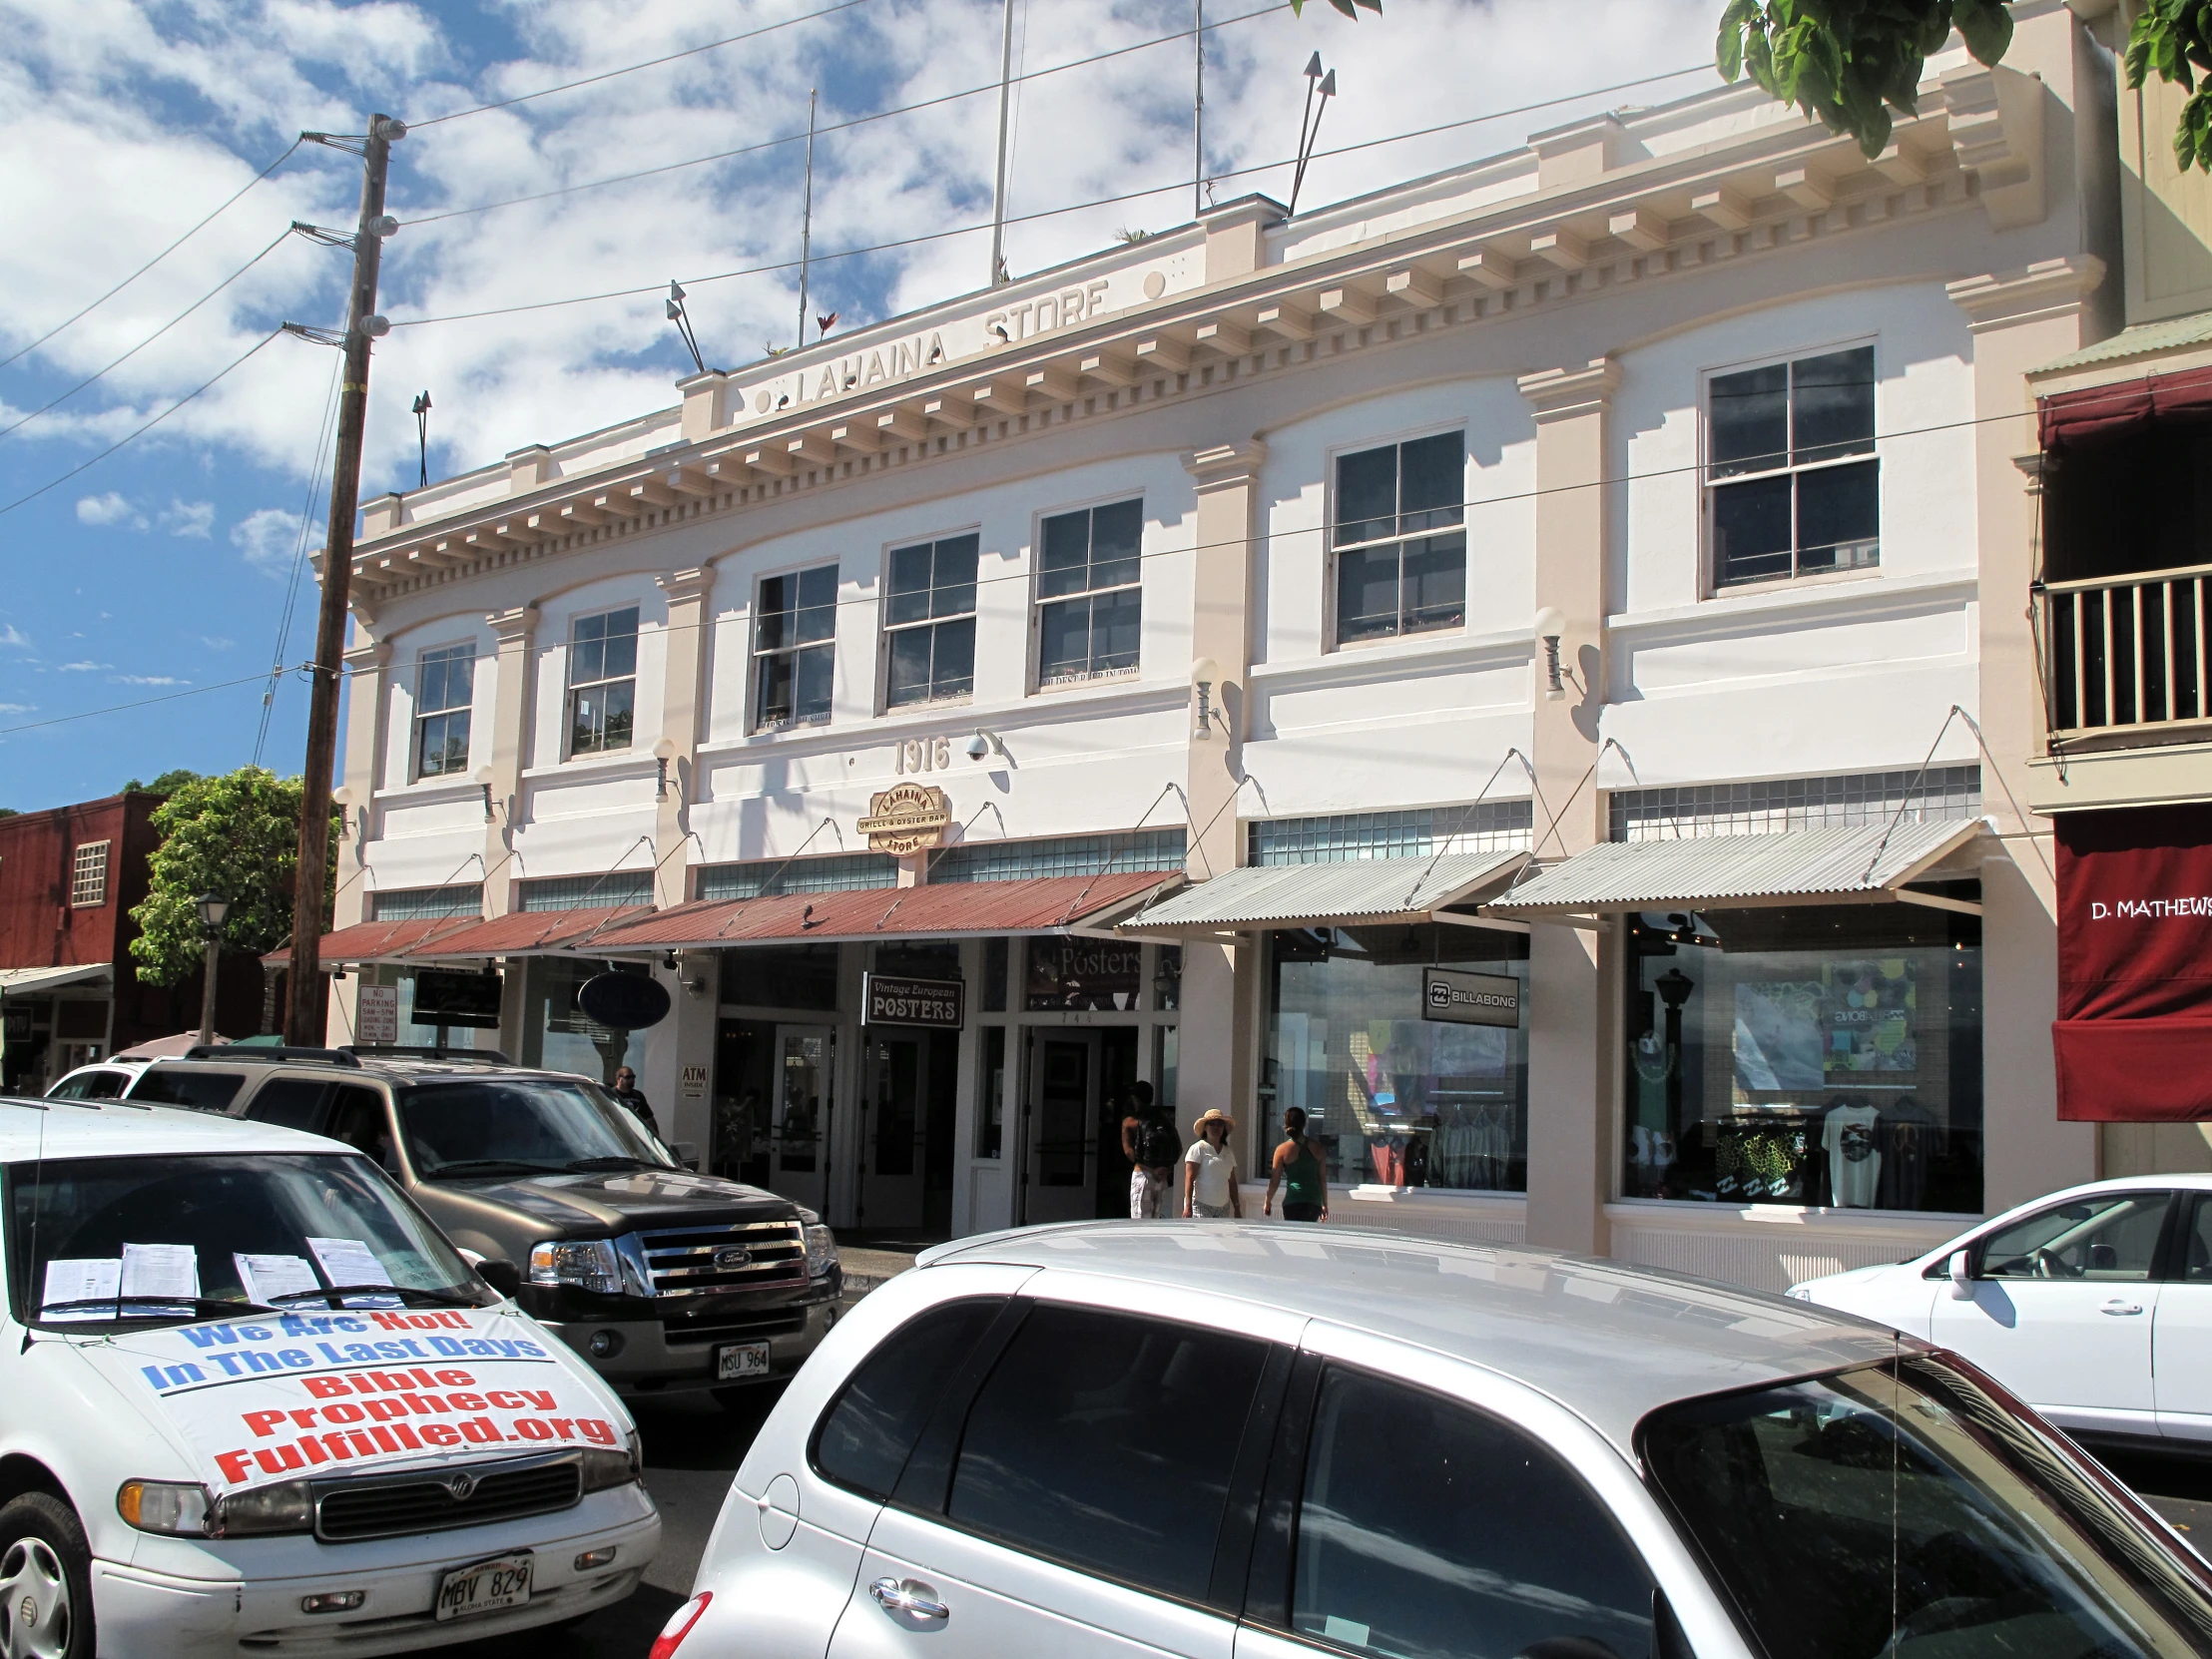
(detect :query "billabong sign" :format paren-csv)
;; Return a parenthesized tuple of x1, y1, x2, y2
(1422, 967, 1520, 1028)
(863, 972, 964, 1030)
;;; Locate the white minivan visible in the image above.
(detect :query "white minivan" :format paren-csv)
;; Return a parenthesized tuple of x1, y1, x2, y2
(0, 1092, 661, 1656)
(657, 1220, 2212, 1659)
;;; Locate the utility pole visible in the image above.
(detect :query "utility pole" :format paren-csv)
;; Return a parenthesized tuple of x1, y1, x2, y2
(988, 0, 1016, 286)
(797, 89, 818, 348)
(1193, 0, 1205, 220)
(287, 114, 401, 1046)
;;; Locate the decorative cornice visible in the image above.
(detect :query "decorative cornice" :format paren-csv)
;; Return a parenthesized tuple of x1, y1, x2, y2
(488, 603, 538, 645)
(1517, 356, 1620, 421)
(656, 566, 715, 605)
(1945, 255, 2106, 329)
(1184, 438, 1268, 491)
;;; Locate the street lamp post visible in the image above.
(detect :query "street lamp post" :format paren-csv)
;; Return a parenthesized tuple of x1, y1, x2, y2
(196, 892, 231, 1048)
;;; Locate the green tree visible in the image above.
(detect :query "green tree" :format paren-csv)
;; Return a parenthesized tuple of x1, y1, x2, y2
(129, 767, 334, 986)
(122, 768, 208, 796)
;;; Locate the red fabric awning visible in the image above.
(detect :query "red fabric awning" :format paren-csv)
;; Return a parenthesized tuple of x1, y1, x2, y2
(262, 914, 479, 966)
(404, 906, 651, 959)
(2053, 804, 2212, 1121)
(2038, 364, 2212, 451)
(594, 871, 1176, 950)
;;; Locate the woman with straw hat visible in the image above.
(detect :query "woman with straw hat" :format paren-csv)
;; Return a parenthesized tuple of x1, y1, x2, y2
(1182, 1108, 1244, 1220)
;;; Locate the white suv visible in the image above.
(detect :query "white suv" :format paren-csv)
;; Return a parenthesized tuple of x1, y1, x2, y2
(656, 1221, 2212, 1659)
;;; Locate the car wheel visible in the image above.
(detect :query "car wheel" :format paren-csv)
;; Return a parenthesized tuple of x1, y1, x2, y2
(0, 1492, 95, 1659)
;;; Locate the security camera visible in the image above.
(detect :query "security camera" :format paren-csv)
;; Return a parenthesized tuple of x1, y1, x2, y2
(965, 733, 990, 761)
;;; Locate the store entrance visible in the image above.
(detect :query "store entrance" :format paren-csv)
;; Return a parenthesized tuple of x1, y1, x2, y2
(857, 1028, 957, 1237)
(1020, 1026, 1137, 1226)
(713, 1020, 836, 1213)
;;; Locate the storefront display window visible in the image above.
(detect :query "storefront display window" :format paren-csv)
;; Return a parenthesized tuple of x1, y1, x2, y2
(1026, 938, 1144, 1011)
(1622, 901, 1981, 1213)
(521, 958, 640, 1085)
(1264, 925, 1530, 1194)
(721, 944, 839, 1010)
(975, 1026, 1007, 1158)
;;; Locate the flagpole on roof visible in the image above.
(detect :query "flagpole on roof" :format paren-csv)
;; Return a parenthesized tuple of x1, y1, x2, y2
(797, 88, 818, 350)
(988, 0, 1016, 286)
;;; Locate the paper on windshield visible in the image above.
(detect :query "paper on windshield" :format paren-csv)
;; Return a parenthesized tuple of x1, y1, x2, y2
(307, 1238, 399, 1307)
(234, 1254, 318, 1306)
(121, 1244, 200, 1314)
(115, 1306, 627, 1492)
(40, 1259, 120, 1322)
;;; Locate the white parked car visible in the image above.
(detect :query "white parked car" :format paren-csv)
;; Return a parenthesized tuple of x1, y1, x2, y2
(653, 1220, 2212, 1659)
(0, 1092, 660, 1656)
(1793, 1174, 2212, 1456)
(44, 1058, 151, 1101)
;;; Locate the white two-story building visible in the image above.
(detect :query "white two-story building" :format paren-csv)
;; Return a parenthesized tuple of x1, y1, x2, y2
(306, 1, 2127, 1290)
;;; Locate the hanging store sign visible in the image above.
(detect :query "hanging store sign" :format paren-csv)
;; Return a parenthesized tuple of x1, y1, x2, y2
(412, 968, 502, 1029)
(862, 972, 964, 1030)
(858, 783, 951, 854)
(1026, 937, 1143, 1011)
(1421, 967, 1521, 1028)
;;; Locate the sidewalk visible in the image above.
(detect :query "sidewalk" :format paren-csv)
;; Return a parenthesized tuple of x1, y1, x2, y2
(837, 1244, 920, 1297)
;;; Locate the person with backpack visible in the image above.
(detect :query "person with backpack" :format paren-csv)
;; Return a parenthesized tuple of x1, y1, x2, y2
(1263, 1106, 1329, 1223)
(1123, 1081, 1178, 1219)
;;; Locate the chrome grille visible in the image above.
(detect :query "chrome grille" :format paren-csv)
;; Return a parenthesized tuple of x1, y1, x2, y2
(661, 1308, 809, 1346)
(313, 1453, 581, 1542)
(640, 1218, 808, 1298)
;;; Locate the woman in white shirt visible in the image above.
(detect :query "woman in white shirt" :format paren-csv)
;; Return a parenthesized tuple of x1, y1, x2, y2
(1182, 1109, 1244, 1220)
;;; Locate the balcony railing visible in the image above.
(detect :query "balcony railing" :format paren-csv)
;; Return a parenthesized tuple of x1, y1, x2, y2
(2040, 561, 2212, 738)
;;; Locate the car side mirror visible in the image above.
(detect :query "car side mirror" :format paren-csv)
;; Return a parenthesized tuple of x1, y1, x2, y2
(1946, 1248, 1974, 1299)
(477, 1258, 524, 1300)
(671, 1139, 701, 1172)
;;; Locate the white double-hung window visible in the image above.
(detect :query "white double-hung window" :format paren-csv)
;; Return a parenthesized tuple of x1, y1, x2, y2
(1707, 344, 1878, 589)
(884, 535, 977, 709)
(754, 565, 837, 730)
(1036, 499, 1141, 686)
(1332, 431, 1465, 645)
(566, 606, 639, 756)
(412, 643, 474, 779)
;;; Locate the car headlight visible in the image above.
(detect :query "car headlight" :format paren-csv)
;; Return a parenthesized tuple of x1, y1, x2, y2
(118, 1479, 212, 1536)
(213, 1478, 314, 1536)
(580, 1433, 642, 1493)
(530, 1238, 625, 1295)
(805, 1224, 837, 1279)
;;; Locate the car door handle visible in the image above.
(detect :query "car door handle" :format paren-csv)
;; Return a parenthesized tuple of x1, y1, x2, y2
(869, 1578, 949, 1620)
(2101, 1299, 2146, 1316)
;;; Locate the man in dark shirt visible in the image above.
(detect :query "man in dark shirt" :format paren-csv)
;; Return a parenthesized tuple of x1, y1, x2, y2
(1119, 1080, 1174, 1219)
(610, 1066, 659, 1139)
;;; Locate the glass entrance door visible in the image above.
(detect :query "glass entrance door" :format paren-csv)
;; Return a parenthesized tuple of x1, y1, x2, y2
(860, 1031, 928, 1232)
(1023, 1031, 1099, 1226)
(772, 1024, 834, 1215)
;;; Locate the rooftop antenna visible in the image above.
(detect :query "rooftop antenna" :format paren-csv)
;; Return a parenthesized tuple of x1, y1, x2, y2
(410, 390, 430, 489)
(1193, 0, 1206, 219)
(797, 88, 818, 350)
(1288, 58, 1336, 220)
(666, 280, 707, 375)
(988, 0, 1016, 285)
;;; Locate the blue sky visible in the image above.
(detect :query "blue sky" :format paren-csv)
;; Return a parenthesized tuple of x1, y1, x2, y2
(0, 0, 1722, 813)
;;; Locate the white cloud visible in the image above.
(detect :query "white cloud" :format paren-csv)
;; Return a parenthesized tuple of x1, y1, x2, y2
(160, 498, 216, 538)
(76, 490, 143, 527)
(0, 625, 32, 650)
(231, 506, 303, 577)
(112, 674, 190, 685)
(58, 660, 111, 672)
(202, 635, 235, 650)
(0, 703, 32, 714)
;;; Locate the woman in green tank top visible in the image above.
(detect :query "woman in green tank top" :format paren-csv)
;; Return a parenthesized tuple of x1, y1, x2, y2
(1264, 1106, 1328, 1223)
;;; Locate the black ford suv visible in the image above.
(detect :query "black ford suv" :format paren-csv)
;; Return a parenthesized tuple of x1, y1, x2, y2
(122, 1048, 841, 1402)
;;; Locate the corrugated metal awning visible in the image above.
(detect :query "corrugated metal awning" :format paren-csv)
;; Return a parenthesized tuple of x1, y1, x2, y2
(405, 906, 652, 960)
(1117, 852, 1526, 938)
(1484, 820, 1988, 917)
(0, 962, 112, 996)
(582, 871, 1175, 951)
(263, 914, 481, 966)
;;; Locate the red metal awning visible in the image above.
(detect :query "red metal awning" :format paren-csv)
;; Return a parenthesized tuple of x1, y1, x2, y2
(2038, 364, 2212, 450)
(591, 871, 1177, 950)
(403, 906, 652, 960)
(262, 914, 479, 966)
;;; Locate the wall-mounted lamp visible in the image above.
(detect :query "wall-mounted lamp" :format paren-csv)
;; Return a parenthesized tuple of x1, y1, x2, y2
(473, 764, 496, 822)
(653, 736, 678, 800)
(330, 786, 352, 839)
(964, 729, 1008, 762)
(1532, 607, 1567, 701)
(1192, 657, 1223, 738)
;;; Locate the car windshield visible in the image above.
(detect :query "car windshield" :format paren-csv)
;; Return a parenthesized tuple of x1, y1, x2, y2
(1642, 1355, 2212, 1659)
(396, 1078, 671, 1180)
(6, 1152, 487, 1331)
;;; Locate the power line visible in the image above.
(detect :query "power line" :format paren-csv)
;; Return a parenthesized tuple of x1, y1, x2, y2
(0, 137, 302, 373)
(0, 229, 298, 443)
(0, 329, 283, 520)
(410, 0, 883, 128)
(0, 669, 295, 737)
(387, 61, 1712, 331)
(398, 1, 1290, 229)
(256, 351, 344, 765)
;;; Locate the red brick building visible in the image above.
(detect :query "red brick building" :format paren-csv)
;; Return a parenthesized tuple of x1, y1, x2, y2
(0, 794, 262, 1092)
